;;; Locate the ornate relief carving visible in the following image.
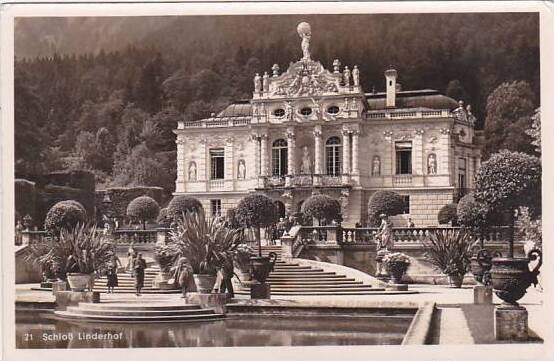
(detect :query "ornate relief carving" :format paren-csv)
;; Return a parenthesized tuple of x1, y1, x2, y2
(383, 130, 393, 138)
(439, 128, 451, 135)
(270, 59, 340, 97)
(415, 129, 425, 136)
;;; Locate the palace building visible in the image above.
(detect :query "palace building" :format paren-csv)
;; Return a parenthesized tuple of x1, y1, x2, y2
(173, 22, 482, 227)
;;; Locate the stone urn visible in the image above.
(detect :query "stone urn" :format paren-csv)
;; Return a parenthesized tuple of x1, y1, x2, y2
(66, 273, 94, 292)
(386, 262, 409, 284)
(490, 250, 542, 305)
(249, 252, 277, 283)
(470, 249, 501, 285)
(193, 274, 217, 293)
(447, 273, 464, 288)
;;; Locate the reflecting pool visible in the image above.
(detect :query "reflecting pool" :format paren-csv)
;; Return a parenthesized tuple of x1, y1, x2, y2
(16, 311, 413, 348)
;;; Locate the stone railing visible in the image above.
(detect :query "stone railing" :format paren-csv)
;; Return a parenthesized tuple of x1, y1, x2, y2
(19, 230, 50, 245)
(111, 229, 164, 244)
(365, 109, 453, 120)
(178, 117, 251, 129)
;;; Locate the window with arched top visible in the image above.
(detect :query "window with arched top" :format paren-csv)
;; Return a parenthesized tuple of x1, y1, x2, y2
(272, 139, 288, 176)
(325, 136, 342, 176)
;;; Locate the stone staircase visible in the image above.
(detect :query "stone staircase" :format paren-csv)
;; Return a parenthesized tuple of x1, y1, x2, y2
(93, 264, 179, 294)
(236, 246, 386, 296)
(55, 296, 225, 323)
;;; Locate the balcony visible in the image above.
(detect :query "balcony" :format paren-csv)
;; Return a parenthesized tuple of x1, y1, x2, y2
(393, 174, 413, 185)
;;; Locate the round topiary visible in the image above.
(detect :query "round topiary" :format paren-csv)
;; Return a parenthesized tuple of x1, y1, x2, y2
(474, 150, 541, 217)
(438, 203, 458, 225)
(367, 191, 405, 226)
(127, 195, 160, 229)
(457, 193, 490, 232)
(44, 200, 87, 234)
(167, 195, 203, 221)
(236, 193, 278, 229)
(301, 194, 342, 225)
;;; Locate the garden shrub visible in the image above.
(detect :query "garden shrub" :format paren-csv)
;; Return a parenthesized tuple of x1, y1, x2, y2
(457, 193, 489, 232)
(95, 186, 169, 223)
(126, 195, 160, 229)
(235, 193, 278, 229)
(301, 194, 342, 225)
(438, 203, 458, 225)
(367, 191, 405, 226)
(167, 195, 203, 221)
(44, 200, 87, 234)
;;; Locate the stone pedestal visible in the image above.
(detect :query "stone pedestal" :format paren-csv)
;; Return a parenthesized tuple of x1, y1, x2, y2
(40, 281, 54, 289)
(52, 281, 68, 294)
(55, 291, 98, 311)
(473, 285, 493, 305)
(495, 304, 528, 341)
(250, 283, 271, 299)
(186, 292, 228, 314)
(386, 283, 408, 291)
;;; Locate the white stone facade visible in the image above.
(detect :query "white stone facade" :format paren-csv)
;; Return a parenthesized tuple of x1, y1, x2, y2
(173, 24, 481, 227)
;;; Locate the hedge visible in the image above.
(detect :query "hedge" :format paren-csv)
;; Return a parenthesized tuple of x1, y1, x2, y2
(367, 191, 405, 226)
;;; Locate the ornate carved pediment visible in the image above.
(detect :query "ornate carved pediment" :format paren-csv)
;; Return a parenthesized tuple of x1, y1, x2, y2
(270, 60, 340, 97)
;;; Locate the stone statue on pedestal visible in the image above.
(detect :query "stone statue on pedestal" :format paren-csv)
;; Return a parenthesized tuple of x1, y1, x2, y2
(372, 156, 381, 176)
(343, 66, 351, 86)
(188, 161, 197, 181)
(352, 65, 360, 86)
(297, 22, 312, 60)
(262, 72, 269, 92)
(300, 146, 312, 174)
(428, 154, 437, 174)
(254, 73, 262, 92)
(238, 160, 246, 179)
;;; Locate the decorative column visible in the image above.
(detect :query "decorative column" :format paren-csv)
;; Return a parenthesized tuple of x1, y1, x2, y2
(414, 129, 424, 177)
(260, 134, 269, 177)
(224, 137, 234, 191)
(351, 130, 360, 174)
(175, 136, 186, 192)
(439, 128, 452, 183)
(251, 133, 260, 177)
(341, 128, 351, 184)
(313, 126, 323, 186)
(286, 128, 296, 186)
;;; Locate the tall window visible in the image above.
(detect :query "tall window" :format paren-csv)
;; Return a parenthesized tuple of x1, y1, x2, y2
(326, 136, 342, 176)
(395, 141, 412, 175)
(211, 199, 222, 217)
(210, 148, 225, 179)
(458, 158, 467, 189)
(272, 139, 288, 176)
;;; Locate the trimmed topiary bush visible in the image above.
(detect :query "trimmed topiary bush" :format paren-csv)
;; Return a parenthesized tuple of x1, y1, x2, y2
(367, 191, 405, 226)
(127, 195, 160, 229)
(44, 200, 87, 235)
(438, 203, 458, 225)
(236, 193, 278, 256)
(474, 150, 541, 257)
(457, 193, 490, 232)
(167, 195, 203, 221)
(301, 194, 342, 225)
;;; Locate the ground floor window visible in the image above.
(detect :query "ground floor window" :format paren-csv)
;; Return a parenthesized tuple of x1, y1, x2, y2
(211, 199, 222, 217)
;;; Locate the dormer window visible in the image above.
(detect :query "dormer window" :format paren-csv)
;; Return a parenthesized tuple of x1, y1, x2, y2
(274, 108, 285, 117)
(327, 106, 340, 115)
(300, 107, 312, 116)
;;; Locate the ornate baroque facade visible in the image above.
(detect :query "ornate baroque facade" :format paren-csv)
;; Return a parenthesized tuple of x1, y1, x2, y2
(174, 22, 482, 226)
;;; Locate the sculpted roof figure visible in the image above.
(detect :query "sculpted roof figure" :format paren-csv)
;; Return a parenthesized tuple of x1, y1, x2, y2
(297, 22, 312, 60)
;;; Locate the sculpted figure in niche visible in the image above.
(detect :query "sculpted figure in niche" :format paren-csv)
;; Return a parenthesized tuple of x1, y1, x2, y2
(284, 101, 293, 121)
(238, 159, 246, 179)
(372, 156, 381, 176)
(300, 146, 312, 174)
(428, 154, 437, 174)
(188, 161, 197, 181)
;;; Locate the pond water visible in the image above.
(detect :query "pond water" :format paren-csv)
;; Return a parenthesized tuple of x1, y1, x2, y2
(16, 311, 413, 348)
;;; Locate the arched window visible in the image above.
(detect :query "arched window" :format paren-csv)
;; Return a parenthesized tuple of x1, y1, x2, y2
(325, 136, 342, 176)
(272, 139, 288, 176)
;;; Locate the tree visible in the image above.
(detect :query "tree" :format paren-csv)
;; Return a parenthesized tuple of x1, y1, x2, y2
(167, 195, 203, 221)
(474, 150, 541, 257)
(126, 196, 160, 229)
(456, 193, 490, 233)
(235, 193, 278, 256)
(437, 203, 458, 225)
(367, 191, 406, 226)
(445, 79, 469, 103)
(44, 200, 87, 235)
(301, 194, 342, 225)
(526, 108, 541, 154)
(483, 81, 536, 157)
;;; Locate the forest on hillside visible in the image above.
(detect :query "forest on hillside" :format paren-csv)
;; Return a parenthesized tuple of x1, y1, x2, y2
(14, 13, 540, 192)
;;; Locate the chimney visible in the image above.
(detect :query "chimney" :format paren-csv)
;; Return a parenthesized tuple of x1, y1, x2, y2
(384, 68, 398, 108)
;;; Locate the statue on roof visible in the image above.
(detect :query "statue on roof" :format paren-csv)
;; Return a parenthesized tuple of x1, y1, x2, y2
(297, 22, 312, 60)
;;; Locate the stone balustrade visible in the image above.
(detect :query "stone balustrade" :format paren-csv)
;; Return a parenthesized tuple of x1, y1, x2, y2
(178, 117, 251, 129)
(365, 109, 453, 120)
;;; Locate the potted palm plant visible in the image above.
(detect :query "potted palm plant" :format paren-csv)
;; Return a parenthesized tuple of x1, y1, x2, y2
(162, 209, 242, 293)
(422, 229, 473, 288)
(26, 223, 114, 291)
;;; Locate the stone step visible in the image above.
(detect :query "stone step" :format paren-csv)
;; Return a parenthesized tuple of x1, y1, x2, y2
(66, 307, 216, 317)
(92, 288, 181, 294)
(75, 303, 200, 311)
(248, 284, 374, 290)
(262, 280, 362, 286)
(55, 311, 226, 323)
(266, 275, 348, 280)
(268, 271, 335, 276)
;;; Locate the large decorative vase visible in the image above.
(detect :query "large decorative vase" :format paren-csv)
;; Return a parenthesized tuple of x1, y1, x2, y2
(490, 250, 542, 305)
(386, 262, 409, 284)
(249, 252, 277, 283)
(66, 273, 94, 292)
(448, 273, 464, 288)
(470, 249, 501, 285)
(193, 274, 217, 293)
